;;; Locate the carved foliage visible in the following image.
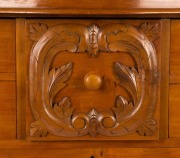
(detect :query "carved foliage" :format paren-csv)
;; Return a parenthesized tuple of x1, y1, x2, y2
(29, 22, 158, 138)
(48, 63, 73, 104)
(30, 23, 48, 41)
(53, 97, 75, 124)
(139, 23, 159, 42)
(137, 119, 156, 136)
(88, 109, 99, 137)
(88, 24, 100, 57)
(112, 96, 133, 122)
(30, 121, 48, 137)
(114, 62, 139, 105)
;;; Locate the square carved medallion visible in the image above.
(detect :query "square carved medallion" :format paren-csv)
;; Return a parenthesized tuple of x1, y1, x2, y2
(25, 19, 163, 141)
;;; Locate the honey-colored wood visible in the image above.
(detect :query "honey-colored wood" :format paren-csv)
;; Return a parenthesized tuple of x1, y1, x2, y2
(0, 73, 15, 81)
(0, 146, 180, 158)
(0, 19, 16, 140)
(160, 19, 170, 139)
(26, 20, 161, 140)
(170, 20, 180, 84)
(0, 148, 101, 158)
(0, 0, 180, 9)
(1, 9, 180, 18)
(104, 148, 180, 158)
(0, 20, 15, 73)
(16, 19, 26, 139)
(0, 0, 180, 158)
(169, 85, 180, 137)
(2, 138, 180, 149)
(0, 82, 16, 139)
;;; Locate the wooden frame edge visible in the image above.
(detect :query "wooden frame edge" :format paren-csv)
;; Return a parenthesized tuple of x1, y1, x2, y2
(160, 19, 170, 139)
(16, 18, 26, 139)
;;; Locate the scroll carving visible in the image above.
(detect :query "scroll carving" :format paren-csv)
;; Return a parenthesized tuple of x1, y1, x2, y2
(29, 22, 158, 138)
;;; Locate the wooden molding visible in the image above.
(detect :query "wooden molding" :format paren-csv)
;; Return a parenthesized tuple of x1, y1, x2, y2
(16, 18, 26, 139)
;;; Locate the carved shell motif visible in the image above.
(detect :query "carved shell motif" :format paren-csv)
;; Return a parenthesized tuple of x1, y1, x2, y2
(29, 22, 158, 138)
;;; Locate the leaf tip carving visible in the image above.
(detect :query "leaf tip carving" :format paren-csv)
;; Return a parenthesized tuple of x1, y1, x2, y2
(137, 119, 156, 136)
(53, 97, 75, 123)
(88, 24, 100, 57)
(112, 96, 133, 121)
(30, 23, 48, 42)
(30, 121, 48, 137)
(139, 23, 159, 42)
(114, 62, 139, 105)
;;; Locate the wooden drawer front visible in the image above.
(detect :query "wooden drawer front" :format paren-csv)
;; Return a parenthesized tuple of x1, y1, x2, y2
(23, 19, 164, 141)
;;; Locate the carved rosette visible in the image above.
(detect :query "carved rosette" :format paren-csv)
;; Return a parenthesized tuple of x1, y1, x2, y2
(29, 22, 158, 138)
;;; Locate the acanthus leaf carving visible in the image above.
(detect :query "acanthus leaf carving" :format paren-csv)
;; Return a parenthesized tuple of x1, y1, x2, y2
(48, 62, 73, 106)
(112, 96, 133, 121)
(139, 23, 159, 42)
(88, 24, 100, 57)
(53, 97, 75, 124)
(29, 22, 158, 138)
(30, 121, 48, 137)
(88, 109, 99, 137)
(137, 119, 156, 136)
(114, 62, 139, 105)
(29, 23, 48, 42)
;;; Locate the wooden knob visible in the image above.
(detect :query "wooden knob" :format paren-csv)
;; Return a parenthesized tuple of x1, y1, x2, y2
(84, 72, 102, 90)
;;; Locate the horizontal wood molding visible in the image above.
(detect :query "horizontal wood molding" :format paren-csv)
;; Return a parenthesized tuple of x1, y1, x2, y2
(2, 139, 180, 149)
(0, 0, 180, 9)
(1, 148, 180, 158)
(1, 9, 180, 18)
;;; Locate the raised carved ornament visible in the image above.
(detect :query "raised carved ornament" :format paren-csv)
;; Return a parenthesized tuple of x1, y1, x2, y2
(29, 22, 158, 138)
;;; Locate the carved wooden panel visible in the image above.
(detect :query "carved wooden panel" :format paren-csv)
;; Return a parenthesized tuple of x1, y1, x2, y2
(26, 20, 161, 140)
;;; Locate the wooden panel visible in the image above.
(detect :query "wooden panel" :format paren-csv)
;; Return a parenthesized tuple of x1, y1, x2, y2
(0, 82, 16, 139)
(0, 73, 15, 81)
(170, 20, 180, 84)
(25, 19, 161, 141)
(104, 148, 180, 158)
(0, 0, 180, 9)
(0, 20, 15, 73)
(169, 85, 180, 137)
(2, 138, 180, 149)
(0, 149, 100, 158)
(0, 148, 180, 158)
(0, 19, 16, 139)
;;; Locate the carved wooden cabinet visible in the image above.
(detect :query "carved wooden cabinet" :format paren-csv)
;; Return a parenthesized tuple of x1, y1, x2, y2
(22, 19, 164, 141)
(2, 0, 180, 157)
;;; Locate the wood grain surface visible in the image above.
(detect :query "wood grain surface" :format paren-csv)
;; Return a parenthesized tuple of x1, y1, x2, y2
(0, 19, 16, 139)
(170, 20, 180, 84)
(0, 5, 179, 157)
